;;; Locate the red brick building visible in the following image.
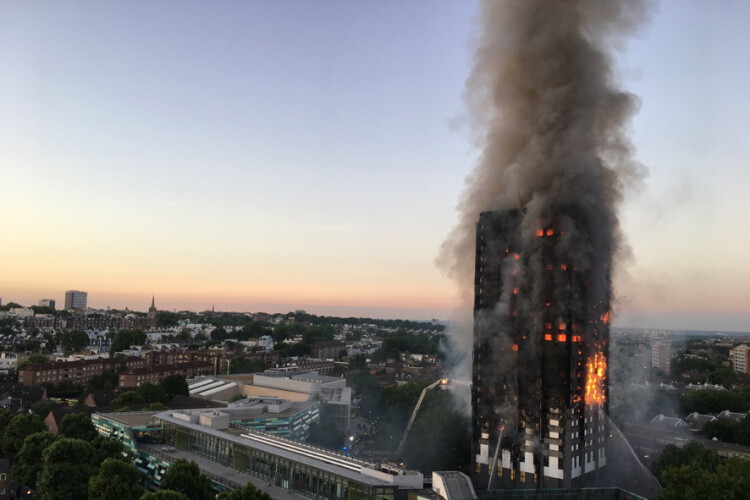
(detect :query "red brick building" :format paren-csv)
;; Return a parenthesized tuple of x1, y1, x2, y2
(18, 357, 147, 387)
(118, 362, 213, 388)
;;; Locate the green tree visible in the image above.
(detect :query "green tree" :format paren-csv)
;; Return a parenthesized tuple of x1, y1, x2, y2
(159, 459, 213, 500)
(353, 372, 385, 415)
(113, 390, 146, 407)
(656, 457, 750, 500)
(217, 482, 272, 500)
(60, 330, 90, 355)
(141, 491, 189, 500)
(0, 410, 13, 437)
(30, 399, 60, 419)
(88, 458, 145, 500)
(2, 413, 47, 457)
(59, 413, 98, 441)
(303, 325, 334, 345)
(401, 391, 471, 473)
(109, 329, 147, 354)
(210, 326, 229, 341)
(87, 371, 119, 392)
(36, 438, 99, 500)
(653, 441, 720, 481)
(18, 354, 49, 369)
(228, 357, 268, 374)
(12, 431, 55, 490)
(92, 434, 125, 463)
(156, 311, 180, 328)
(160, 374, 189, 399)
(137, 383, 169, 404)
(149, 402, 169, 411)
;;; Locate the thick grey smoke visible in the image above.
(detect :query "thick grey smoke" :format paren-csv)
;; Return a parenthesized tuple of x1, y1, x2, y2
(439, 0, 650, 384)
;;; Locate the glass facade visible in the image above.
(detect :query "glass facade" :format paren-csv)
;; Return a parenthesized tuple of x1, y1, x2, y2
(231, 402, 319, 439)
(160, 419, 396, 500)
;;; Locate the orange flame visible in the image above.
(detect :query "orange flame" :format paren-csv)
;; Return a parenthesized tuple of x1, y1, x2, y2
(585, 352, 607, 405)
(601, 311, 610, 324)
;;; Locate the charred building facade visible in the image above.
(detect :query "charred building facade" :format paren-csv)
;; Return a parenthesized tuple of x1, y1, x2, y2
(472, 210, 609, 490)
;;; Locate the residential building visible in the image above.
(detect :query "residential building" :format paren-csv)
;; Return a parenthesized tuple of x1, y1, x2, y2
(472, 210, 610, 489)
(64, 290, 87, 310)
(651, 341, 672, 375)
(311, 340, 345, 360)
(118, 362, 213, 388)
(38, 299, 56, 309)
(730, 345, 750, 375)
(18, 357, 148, 387)
(0, 353, 17, 374)
(0, 459, 9, 500)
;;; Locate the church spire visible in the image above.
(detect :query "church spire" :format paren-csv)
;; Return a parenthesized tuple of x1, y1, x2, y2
(148, 294, 157, 319)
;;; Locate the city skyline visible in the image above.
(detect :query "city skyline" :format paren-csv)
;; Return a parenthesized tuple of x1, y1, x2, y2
(2, 2, 750, 330)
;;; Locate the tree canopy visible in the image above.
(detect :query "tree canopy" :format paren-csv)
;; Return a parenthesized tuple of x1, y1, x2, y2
(60, 413, 98, 441)
(217, 482, 272, 500)
(2, 413, 47, 457)
(656, 457, 750, 500)
(141, 490, 190, 500)
(159, 459, 213, 500)
(58, 330, 90, 355)
(109, 329, 147, 354)
(12, 430, 55, 490)
(37, 438, 99, 500)
(160, 374, 189, 399)
(88, 458, 145, 500)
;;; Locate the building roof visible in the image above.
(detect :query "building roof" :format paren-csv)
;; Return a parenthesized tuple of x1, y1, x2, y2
(48, 406, 95, 426)
(123, 361, 212, 375)
(86, 391, 117, 408)
(145, 410, 412, 486)
(718, 410, 748, 423)
(0, 383, 45, 402)
(433, 471, 477, 500)
(685, 412, 717, 427)
(685, 383, 727, 391)
(167, 395, 227, 410)
(651, 414, 688, 428)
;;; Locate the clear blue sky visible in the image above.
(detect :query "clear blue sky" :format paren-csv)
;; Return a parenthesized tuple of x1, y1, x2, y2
(1, 1, 749, 331)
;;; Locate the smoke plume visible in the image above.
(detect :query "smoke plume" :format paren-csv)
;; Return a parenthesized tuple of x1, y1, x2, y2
(439, 0, 650, 381)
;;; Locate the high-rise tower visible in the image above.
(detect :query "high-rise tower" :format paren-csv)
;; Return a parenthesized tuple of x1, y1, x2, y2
(472, 210, 609, 490)
(64, 290, 87, 311)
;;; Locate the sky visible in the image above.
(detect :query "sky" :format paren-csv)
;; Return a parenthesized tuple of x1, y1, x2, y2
(1, 1, 749, 331)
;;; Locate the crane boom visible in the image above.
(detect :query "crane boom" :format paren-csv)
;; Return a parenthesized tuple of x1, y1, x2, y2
(395, 378, 444, 457)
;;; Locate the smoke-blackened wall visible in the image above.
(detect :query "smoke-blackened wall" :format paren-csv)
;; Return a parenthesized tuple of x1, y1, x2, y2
(438, 0, 649, 394)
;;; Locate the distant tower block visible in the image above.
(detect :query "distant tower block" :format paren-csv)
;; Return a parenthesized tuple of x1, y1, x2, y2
(472, 210, 609, 490)
(64, 290, 87, 311)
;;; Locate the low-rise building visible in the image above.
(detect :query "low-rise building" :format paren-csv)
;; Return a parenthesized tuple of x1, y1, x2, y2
(18, 356, 148, 387)
(93, 409, 423, 500)
(311, 341, 345, 360)
(119, 362, 213, 388)
(0, 458, 10, 500)
(0, 353, 17, 374)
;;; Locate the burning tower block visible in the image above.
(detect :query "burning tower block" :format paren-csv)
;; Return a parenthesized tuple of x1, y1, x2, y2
(472, 210, 609, 489)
